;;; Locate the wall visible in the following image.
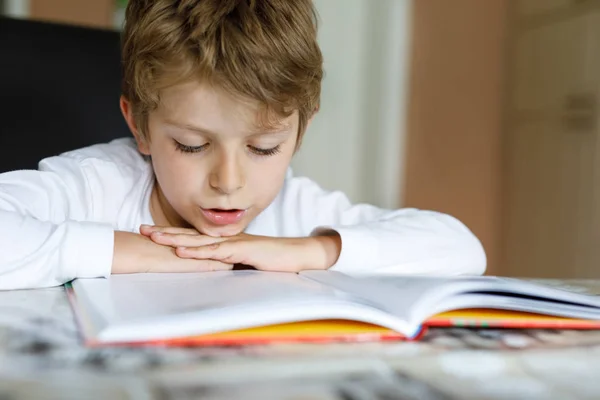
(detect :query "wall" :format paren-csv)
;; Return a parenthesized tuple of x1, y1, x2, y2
(29, 0, 114, 28)
(293, 0, 412, 208)
(402, 0, 508, 275)
(4, 0, 116, 29)
(3, 0, 29, 18)
(502, 2, 600, 279)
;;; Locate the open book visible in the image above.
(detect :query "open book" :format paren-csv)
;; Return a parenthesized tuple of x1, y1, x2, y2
(67, 270, 600, 346)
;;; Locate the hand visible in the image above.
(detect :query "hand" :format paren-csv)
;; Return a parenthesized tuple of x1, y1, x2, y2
(140, 225, 342, 273)
(111, 231, 233, 274)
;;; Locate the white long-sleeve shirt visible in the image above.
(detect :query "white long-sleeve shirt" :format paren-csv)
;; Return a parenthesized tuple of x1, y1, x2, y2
(0, 138, 486, 290)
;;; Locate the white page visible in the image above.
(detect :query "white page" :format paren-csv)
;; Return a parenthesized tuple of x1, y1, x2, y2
(301, 271, 600, 324)
(74, 270, 339, 323)
(430, 293, 600, 320)
(299, 271, 491, 323)
(72, 270, 420, 342)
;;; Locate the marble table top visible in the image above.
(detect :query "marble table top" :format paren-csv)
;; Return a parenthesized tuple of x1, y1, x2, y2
(2, 279, 600, 400)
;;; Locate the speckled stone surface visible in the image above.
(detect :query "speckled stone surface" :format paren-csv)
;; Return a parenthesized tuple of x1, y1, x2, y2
(2, 280, 600, 399)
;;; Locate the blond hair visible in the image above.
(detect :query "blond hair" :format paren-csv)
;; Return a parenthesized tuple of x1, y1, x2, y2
(121, 0, 323, 145)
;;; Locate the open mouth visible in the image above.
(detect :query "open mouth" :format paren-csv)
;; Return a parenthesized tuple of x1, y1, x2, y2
(200, 208, 246, 225)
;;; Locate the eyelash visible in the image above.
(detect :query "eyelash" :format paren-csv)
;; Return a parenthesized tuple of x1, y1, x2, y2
(173, 140, 281, 157)
(174, 141, 209, 154)
(250, 145, 281, 157)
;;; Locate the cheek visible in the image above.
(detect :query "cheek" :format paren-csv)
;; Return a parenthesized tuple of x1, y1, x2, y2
(151, 149, 202, 196)
(151, 149, 179, 181)
(247, 156, 292, 201)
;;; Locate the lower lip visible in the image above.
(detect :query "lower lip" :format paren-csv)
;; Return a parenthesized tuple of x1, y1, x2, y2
(200, 208, 246, 225)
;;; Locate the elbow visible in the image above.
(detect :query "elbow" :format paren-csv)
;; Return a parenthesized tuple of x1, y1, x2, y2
(433, 212, 487, 276)
(455, 229, 487, 276)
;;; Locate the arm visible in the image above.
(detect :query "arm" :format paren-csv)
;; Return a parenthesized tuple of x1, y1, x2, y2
(143, 173, 486, 276)
(0, 157, 231, 290)
(0, 159, 114, 289)
(277, 175, 487, 276)
(112, 231, 232, 274)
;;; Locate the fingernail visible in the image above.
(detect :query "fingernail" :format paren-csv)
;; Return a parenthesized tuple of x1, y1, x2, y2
(152, 231, 163, 236)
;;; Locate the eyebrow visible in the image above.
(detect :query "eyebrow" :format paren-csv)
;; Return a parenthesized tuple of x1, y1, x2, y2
(165, 120, 293, 137)
(247, 125, 293, 137)
(165, 120, 216, 136)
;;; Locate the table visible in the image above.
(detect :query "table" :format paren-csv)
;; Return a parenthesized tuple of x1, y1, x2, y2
(2, 280, 600, 400)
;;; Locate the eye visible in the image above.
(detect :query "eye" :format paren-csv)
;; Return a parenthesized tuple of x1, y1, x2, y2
(248, 145, 282, 157)
(174, 140, 209, 154)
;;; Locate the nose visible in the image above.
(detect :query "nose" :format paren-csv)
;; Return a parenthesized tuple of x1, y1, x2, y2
(209, 150, 245, 195)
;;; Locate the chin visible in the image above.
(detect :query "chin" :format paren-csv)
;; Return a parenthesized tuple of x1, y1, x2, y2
(196, 224, 245, 238)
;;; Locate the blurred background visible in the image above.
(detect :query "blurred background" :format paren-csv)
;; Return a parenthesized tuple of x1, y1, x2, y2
(1, 0, 599, 279)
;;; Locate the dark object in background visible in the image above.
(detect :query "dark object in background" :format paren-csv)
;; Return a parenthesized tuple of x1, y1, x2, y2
(0, 17, 128, 172)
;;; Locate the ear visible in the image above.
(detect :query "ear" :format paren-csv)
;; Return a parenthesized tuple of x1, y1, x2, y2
(120, 96, 150, 155)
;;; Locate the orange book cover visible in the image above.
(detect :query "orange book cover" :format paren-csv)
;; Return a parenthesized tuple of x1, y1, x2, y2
(86, 320, 419, 347)
(427, 309, 600, 330)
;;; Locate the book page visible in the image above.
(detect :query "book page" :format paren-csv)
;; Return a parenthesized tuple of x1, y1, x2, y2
(299, 271, 475, 321)
(301, 271, 600, 323)
(72, 270, 419, 342)
(75, 270, 341, 323)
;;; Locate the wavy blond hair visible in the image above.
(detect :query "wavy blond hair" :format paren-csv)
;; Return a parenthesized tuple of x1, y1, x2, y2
(121, 0, 323, 146)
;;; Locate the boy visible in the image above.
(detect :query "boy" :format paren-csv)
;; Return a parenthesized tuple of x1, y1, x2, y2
(0, 0, 485, 290)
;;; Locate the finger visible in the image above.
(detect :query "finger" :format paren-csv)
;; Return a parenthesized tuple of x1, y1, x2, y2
(176, 242, 240, 264)
(150, 232, 229, 247)
(140, 225, 199, 236)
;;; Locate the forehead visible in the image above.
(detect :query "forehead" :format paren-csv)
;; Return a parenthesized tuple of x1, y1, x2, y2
(156, 81, 296, 133)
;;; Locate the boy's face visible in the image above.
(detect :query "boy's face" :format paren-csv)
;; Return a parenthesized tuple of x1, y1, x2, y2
(122, 81, 299, 237)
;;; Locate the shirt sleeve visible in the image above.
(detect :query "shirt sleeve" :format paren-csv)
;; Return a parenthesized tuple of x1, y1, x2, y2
(0, 157, 114, 290)
(277, 174, 486, 276)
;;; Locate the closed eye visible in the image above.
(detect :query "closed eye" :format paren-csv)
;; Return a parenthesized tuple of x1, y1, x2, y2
(248, 145, 281, 157)
(174, 140, 209, 154)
